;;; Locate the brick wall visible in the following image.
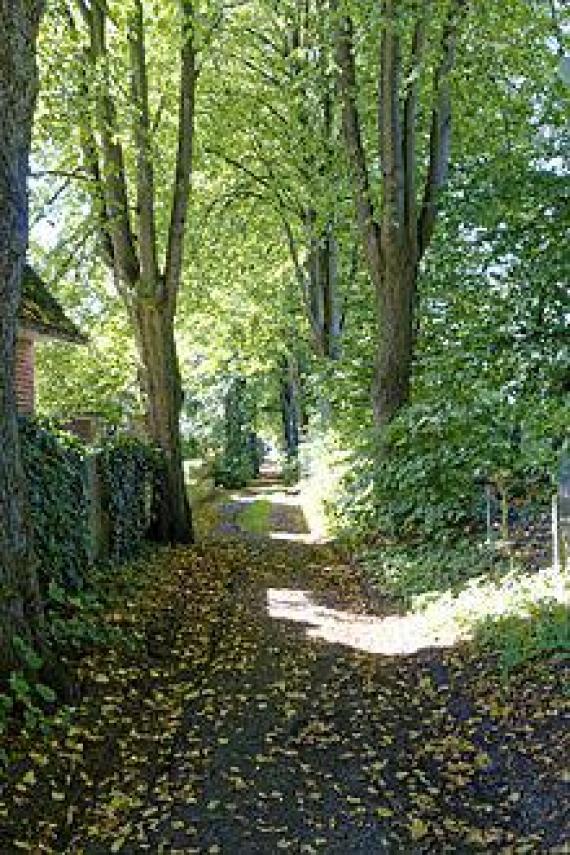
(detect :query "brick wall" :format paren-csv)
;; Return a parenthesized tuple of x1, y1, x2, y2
(15, 334, 35, 414)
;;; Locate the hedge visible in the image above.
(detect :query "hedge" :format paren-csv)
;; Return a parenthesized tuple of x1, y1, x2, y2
(18, 418, 162, 590)
(97, 434, 163, 563)
(19, 417, 90, 591)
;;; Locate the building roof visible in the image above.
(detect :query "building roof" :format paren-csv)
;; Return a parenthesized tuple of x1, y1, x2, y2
(19, 265, 88, 344)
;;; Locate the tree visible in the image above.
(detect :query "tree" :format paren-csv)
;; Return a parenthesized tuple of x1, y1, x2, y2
(0, 0, 45, 670)
(204, 0, 352, 361)
(334, 0, 467, 426)
(61, 0, 200, 542)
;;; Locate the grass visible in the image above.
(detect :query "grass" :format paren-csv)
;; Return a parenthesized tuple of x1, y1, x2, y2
(238, 499, 272, 534)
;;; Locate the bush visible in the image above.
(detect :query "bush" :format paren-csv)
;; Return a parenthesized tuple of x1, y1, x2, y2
(361, 539, 502, 606)
(328, 392, 566, 544)
(213, 455, 254, 489)
(97, 435, 162, 563)
(475, 601, 570, 675)
(281, 455, 300, 487)
(19, 417, 90, 592)
(214, 377, 261, 489)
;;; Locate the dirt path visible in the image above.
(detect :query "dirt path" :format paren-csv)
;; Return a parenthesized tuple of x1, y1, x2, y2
(1, 474, 568, 852)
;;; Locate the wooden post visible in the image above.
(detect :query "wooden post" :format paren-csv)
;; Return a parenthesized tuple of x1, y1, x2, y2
(485, 483, 493, 544)
(552, 492, 559, 572)
(559, 457, 570, 572)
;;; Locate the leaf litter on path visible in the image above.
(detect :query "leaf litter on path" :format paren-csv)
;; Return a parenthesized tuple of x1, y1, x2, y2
(1, 480, 568, 852)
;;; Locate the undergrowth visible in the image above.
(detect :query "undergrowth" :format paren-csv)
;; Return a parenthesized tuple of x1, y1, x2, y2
(0, 550, 158, 752)
(360, 537, 569, 677)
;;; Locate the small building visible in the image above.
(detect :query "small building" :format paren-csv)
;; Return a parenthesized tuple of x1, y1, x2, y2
(16, 265, 88, 415)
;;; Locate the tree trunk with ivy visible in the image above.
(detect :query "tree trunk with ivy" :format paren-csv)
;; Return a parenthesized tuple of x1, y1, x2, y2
(73, 0, 196, 543)
(0, 0, 45, 671)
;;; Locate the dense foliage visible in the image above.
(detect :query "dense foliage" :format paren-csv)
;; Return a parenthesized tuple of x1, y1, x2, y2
(97, 435, 162, 563)
(19, 417, 90, 592)
(1, 3, 569, 850)
(213, 377, 262, 488)
(24, 0, 568, 657)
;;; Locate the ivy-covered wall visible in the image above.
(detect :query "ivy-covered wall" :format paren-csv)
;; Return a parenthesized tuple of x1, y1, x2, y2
(97, 435, 162, 564)
(18, 418, 161, 591)
(19, 418, 90, 591)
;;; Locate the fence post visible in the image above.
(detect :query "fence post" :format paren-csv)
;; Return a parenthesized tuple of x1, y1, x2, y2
(552, 492, 560, 572)
(559, 457, 570, 572)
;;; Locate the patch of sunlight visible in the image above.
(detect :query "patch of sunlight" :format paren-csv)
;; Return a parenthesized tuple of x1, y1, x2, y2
(266, 566, 570, 657)
(266, 588, 457, 655)
(416, 564, 570, 643)
(229, 487, 319, 543)
(184, 457, 215, 502)
(297, 437, 349, 543)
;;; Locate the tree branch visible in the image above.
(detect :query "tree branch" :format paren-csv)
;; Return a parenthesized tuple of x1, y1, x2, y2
(129, 0, 159, 294)
(379, 0, 405, 236)
(30, 168, 92, 181)
(31, 179, 71, 228)
(206, 148, 271, 189)
(206, 147, 302, 217)
(282, 217, 319, 338)
(417, 0, 467, 261)
(164, 0, 197, 311)
(402, 5, 426, 251)
(90, 3, 139, 286)
(334, 11, 381, 280)
(62, 5, 116, 267)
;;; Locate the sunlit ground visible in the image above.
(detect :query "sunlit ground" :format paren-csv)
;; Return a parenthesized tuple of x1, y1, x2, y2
(267, 565, 570, 657)
(230, 463, 323, 543)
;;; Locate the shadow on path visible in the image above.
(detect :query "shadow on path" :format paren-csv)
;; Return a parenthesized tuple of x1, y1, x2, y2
(1, 471, 568, 853)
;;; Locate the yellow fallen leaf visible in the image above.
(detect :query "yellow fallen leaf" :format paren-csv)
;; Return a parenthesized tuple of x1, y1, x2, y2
(410, 817, 429, 840)
(376, 806, 393, 818)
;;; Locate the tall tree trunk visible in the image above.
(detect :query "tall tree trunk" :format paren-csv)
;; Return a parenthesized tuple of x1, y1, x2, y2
(373, 250, 416, 425)
(280, 354, 301, 459)
(134, 299, 192, 543)
(307, 223, 342, 360)
(0, 0, 45, 671)
(80, 0, 195, 544)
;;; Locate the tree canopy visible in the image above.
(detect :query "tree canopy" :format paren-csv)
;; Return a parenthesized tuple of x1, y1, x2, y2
(19, 0, 565, 514)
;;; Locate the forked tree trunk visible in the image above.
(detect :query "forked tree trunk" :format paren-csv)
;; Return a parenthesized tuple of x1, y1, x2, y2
(335, 1, 464, 428)
(79, 0, 195, 544)
(134, 299, 193, 543)
(0, 0, 45, 671)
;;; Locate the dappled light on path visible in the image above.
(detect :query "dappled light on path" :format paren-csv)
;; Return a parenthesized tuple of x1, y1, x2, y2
(268, 561, 570, 657)
(230, 484, 317, 543)
(267, 587, 458, 655)
(4, 471, 566, 852)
